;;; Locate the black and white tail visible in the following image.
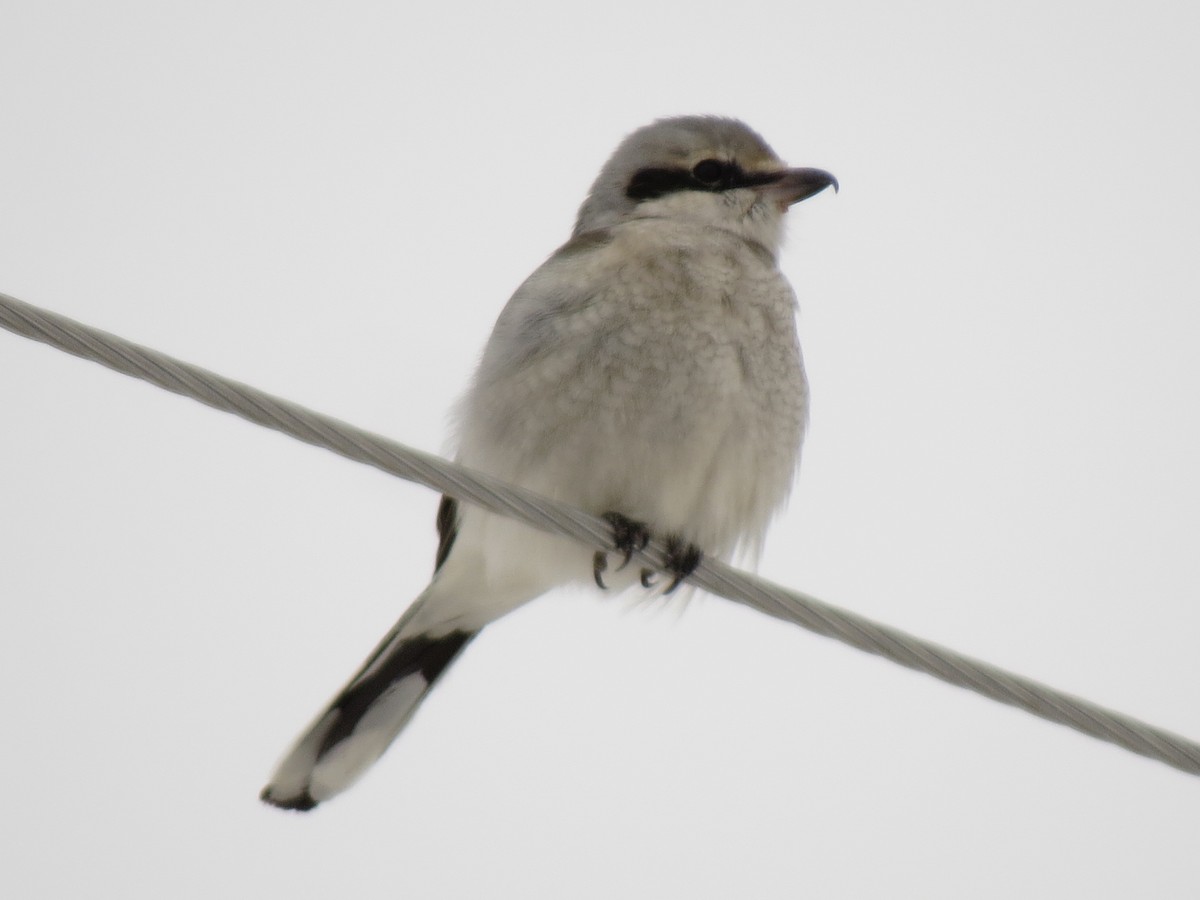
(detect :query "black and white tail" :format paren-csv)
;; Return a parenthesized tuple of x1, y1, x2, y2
(262, 496, 476, 810)
(261, 611, 475, 811)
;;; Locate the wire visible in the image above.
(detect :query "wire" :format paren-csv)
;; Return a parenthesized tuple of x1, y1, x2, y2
(3, 289, 1198, 777)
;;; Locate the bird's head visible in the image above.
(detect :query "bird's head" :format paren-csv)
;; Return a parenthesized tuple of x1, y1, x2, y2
(573, 116, 836, 251)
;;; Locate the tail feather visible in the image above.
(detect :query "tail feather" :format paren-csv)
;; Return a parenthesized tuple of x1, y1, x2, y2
(261, 626, 475, 811)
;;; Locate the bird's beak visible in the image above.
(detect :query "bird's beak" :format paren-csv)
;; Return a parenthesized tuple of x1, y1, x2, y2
(763, 167, 839, 208)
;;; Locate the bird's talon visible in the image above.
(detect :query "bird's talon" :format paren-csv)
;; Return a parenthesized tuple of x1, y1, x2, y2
(662, 536, 702, 595)
(593, 551, 609, 590)
(600, 511, 651, 574)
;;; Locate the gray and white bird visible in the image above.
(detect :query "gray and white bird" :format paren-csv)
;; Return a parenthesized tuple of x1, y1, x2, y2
(261, 116, 836, 810)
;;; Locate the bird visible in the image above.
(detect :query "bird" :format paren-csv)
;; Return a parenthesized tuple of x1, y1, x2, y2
(260, 116, 836, 811)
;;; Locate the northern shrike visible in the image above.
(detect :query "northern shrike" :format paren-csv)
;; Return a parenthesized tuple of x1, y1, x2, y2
(261, 116, 836, 810)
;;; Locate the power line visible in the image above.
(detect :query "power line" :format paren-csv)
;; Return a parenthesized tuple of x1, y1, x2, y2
(3, 289, 1198, 777)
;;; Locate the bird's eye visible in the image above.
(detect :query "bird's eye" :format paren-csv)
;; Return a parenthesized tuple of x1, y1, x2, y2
(691, 159, 727, 185)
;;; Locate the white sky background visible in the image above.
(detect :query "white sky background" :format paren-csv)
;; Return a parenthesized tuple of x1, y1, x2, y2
(2, 1, 1199, 896)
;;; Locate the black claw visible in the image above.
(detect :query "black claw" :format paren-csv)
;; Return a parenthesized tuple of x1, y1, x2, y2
(662, 536, 703, 594)
(593, 551, 609, 589)
(600, 511, 651, 571)
(594, 513, 699, 594)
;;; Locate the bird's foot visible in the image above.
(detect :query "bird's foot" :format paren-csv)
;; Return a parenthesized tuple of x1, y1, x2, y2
(661, 535, 702, 594)
(593, 512, 651, 589)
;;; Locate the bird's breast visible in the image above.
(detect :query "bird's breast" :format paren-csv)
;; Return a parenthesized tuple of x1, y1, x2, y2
(459, 223, 807, 556)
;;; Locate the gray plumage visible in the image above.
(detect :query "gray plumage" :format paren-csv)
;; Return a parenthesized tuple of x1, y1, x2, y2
(261, 116, 835, 810)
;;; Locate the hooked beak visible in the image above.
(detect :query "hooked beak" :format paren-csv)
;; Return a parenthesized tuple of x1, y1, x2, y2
(762, 167, 839, 208)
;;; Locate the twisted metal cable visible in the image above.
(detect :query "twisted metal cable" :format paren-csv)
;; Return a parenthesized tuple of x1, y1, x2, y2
(3, 290, 1198, 777)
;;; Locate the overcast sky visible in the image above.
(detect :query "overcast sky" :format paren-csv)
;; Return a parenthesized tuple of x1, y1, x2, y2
(3, 2, 1199, 897)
